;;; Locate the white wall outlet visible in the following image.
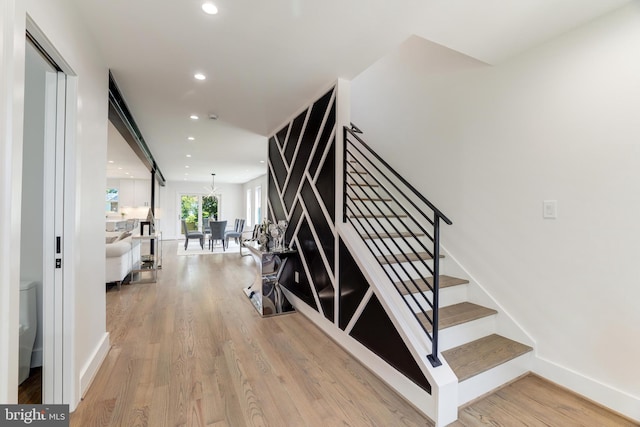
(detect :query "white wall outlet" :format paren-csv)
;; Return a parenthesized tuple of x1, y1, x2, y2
(543, 200, 557, 219)
(294, 271, 299, 283)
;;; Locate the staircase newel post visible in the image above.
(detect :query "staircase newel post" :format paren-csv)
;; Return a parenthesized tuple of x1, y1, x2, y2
(428, 215, 442, 367)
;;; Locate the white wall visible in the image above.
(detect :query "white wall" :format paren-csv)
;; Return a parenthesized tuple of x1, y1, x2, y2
(0, 0, 27, 403)
(12, 0, 109, 408)
(158, 180, 244, 240)
(351, 3, 640, 419)
(242, 174, 268, 228)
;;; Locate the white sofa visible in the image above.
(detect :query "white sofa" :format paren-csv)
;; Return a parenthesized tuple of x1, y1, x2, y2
(106, 230, 141, 284)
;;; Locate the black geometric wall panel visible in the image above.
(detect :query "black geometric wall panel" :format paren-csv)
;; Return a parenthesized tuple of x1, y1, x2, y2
(280, 253, 318, 310)
(283, 91, 333, 211)
(309, 102, 336, 178)
(267, 85, 430, 394)
(276, 124, 289, 149)
(269, 136, 287, 192)
(285, 201, 303, 245)
(316, 139, 335, 224)
(268, 172, 285, 222)
(338, 239, 370, 330)
(284, 111, 306, 165)
(350, 295, 431, 393)
(297, 217, 334, 321)
(300, 180, 334, 273)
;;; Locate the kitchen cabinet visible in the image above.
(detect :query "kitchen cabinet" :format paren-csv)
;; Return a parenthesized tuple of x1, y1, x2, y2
(118, 179, 151, 208)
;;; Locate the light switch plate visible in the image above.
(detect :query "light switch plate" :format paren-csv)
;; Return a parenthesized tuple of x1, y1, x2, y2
(543, 200, 557, 219)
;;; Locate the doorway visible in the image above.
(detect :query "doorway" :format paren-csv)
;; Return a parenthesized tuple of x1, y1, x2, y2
(179, 194, 220, 235)
(18, 33, 67, 405)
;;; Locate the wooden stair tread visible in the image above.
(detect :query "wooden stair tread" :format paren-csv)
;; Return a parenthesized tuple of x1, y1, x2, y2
(417, 302, 497, 333)
(376, 251, 443, 265)
(361, 231, 424, 239)
(349, 197, 391, 202)
(442, 334, 533, 382)
(398, 275, 469, 295)
(348, 182, 380, 187)
(349, 213, 408, 219)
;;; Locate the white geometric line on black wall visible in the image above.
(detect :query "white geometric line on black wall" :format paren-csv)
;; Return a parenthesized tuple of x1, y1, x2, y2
(292, 233, 324, 317)
(305, 170, 335, 237)
(267, 163, 288, 219)
(312, 126, 336, 184)
(282, 107, 310, 191)
(296, 189, 336, 288)
(344, 287, 374, 334)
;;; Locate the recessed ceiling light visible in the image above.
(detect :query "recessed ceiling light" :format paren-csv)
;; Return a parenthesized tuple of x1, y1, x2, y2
(187, 136, 195, 141)
(124, 172, 129, 175)
(186, 154, 192, 158)
(194, 73, 206, 81)
(259, 160, 265, 163)
(202, 2, 218, 15)
(185, 165, 190, 168)
(184, 173, 189, 176)
(108, 160, 114, 164)
(118, 167, 123, 170)
(190, 115, 199, 120)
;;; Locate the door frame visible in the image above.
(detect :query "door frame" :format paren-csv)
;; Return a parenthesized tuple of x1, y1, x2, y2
(178, 192, 222, 235)
(27, 17, 78, 406)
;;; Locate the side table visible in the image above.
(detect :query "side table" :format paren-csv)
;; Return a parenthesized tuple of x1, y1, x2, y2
(130, 232, 162, 283)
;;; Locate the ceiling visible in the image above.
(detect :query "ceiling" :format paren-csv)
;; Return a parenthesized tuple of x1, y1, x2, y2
(75, 0, 631, 184)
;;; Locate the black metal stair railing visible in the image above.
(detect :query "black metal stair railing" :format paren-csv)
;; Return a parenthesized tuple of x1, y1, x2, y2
(343, 124, 452, 367)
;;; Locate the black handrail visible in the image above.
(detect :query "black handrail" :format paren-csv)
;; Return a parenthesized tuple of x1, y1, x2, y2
(343, 124, 451, 367)
(345, 125, 452, 225)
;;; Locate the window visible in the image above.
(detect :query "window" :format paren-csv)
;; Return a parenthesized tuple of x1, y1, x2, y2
(106, 188, 118, 212)
(255, 186, 262, 225)
(180, 194, 219, 234)
(246, 189, 252, 227)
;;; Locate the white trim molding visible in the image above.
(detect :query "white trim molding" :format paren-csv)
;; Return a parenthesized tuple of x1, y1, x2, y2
(78, 333, 110, 402)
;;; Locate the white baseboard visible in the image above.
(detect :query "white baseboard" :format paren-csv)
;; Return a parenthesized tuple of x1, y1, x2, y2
(534, 356, 640, 423)
(30, 346, 42, 368)
(78, 332, 110, 404)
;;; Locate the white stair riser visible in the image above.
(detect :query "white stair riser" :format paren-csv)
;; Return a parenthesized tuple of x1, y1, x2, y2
(383, 262, 435, 280)
(404, 284, 468, 311)
(438, 315, 496, 351)
(456, 352, 532, 406)
(365, 238, 435, 256)
(355, 220, 432, 235)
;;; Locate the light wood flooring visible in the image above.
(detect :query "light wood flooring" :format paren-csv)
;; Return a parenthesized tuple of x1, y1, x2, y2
(70, 240, 636, 426)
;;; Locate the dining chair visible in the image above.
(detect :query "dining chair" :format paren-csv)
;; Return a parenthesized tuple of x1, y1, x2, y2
(224, 218, 245, 249)
(181, 219, 204, 250)
(208, 220, 227, 251)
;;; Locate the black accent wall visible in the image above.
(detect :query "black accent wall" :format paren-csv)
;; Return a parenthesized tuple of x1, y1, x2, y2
(267, 86, 430, 394)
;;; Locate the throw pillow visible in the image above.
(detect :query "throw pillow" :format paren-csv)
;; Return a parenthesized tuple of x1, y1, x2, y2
(105, 236, 118, 244)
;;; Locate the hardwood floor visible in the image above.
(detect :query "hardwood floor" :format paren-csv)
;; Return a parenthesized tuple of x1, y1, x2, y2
(70, 240, 636, 426)
(18, 367, 41, 404)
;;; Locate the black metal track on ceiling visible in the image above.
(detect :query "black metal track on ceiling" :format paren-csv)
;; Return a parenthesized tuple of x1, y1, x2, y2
(108, 71, 166, 186)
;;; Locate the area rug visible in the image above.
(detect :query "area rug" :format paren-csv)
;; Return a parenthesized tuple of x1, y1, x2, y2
(176, 241, 240, 256)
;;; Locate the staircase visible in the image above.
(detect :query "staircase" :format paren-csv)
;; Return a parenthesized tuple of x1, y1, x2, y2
(342, 125, 533, 419)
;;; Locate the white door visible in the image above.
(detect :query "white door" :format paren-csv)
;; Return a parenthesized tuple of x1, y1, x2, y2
(42, 70, 66, 403)
(23, 36, 66, 404)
